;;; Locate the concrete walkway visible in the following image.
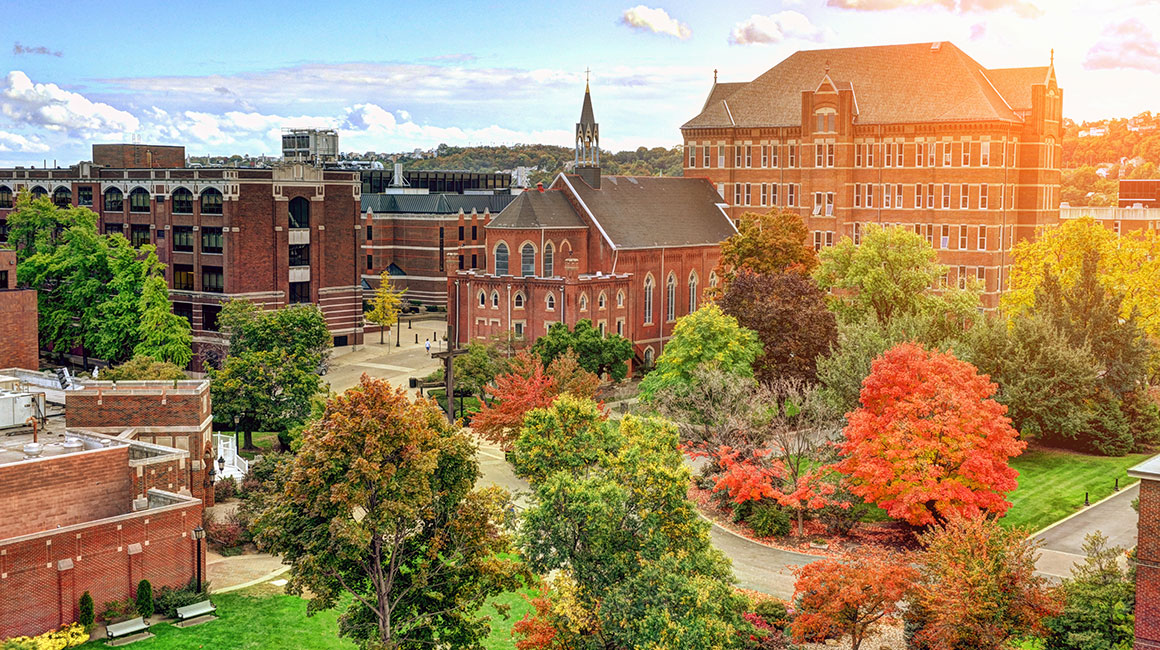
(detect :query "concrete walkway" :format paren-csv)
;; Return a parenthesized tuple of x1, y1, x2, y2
(325, 317, 447, 394)
(1033, 483, 1139, 578)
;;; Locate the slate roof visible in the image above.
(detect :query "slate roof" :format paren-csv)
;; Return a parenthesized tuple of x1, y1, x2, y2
(487, 190, 586, 229)
(579, 87, 596, 126)
(362, 193, 515, 214)
(683, 42, 1051, 129)
(563, 175, 735, 249)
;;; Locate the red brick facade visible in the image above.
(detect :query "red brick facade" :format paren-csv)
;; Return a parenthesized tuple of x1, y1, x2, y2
(0, 447, 133, 540)
(0, 161, 365, 370)
(92, 144, 185, 170)
(1136, 476, 1160, 649)
(0, 249, 38, 370)
(683, 43, 1063, 309)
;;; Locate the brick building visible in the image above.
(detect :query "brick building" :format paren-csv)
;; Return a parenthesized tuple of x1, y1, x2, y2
(0, 249, 37, 370)
(1057, 179, 1160, 234)
(362, 191, 514, 306)
(447, 85, 735, 364)
(1130, 458, 1160, 648)
(682, 41, 1063, 308)
(0, 150, 365, 369)
(0, 379, 216, 639)
(92, 144, 185, 170)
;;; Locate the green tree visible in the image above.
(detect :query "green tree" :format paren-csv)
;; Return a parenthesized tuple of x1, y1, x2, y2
(253, 376, 524, 650)
(101, 356, 187, 381)
(208, 349, 322, 450)
(639, 304, 761, 402)
(135, 580, 154, 619)
(78, 591, 94, 630)
(512, 394, 622, 485)
(814, 224, 980, 325)
(1045, 532, 1136, 650)
(219, 300, 332, 370)
(453, 342, 502, 403)
(5, 191, 97, 262)
(531, 319, 633, 381)
(366, 273, 406, 344)
(133, 275, 193, 367)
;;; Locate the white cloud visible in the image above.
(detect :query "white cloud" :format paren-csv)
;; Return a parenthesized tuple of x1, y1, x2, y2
(0, 130, 49, 153)
(1084, 18, 1160, 72)
(0, 71, 139, 137)
(729, 11, 830, 45)
(825, 0, 1043, 18)
(620, 5, 692, 39)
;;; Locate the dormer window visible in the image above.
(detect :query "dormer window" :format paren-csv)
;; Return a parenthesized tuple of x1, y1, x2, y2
(815, 109, 837, 133)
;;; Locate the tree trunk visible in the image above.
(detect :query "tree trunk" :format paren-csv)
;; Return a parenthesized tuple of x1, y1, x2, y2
(798, 509, 805, 538)
(243, 429, 256, 451)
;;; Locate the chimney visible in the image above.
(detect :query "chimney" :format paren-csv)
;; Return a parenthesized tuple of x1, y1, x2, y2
(564, 257, 580, 282)
(576, 166, 601, 190)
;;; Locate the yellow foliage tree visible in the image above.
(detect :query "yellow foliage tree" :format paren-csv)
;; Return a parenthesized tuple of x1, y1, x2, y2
(1004, 216, 1160, 363)
(366, 272, 407, 344)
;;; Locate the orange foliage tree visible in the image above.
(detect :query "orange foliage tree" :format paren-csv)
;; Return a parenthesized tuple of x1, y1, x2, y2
(836, 342, 1025, 526)
(790, 548, 917, 650)
(472, 351, 599, 450)
(713, 209, 818, 294)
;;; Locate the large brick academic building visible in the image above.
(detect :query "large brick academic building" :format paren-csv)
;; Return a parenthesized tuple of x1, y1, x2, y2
(447, 85, 736, 364)
(0, 248, 37, 370)
(682, 41, 1063, 308)
(0, 146, 365, 369)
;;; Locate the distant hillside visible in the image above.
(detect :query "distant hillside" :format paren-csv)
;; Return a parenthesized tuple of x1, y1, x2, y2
(400, 143, 684, 185)
(1064, 112, 1160, 168)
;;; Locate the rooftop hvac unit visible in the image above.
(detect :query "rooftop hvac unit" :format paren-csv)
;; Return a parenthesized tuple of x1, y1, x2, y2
(0, 391, 46, 430)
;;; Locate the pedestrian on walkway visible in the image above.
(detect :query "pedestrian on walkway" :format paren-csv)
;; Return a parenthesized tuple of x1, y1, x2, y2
(425, 338, 431, 355)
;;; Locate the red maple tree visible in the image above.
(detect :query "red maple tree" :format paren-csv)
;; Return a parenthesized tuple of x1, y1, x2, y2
(472, 358, 557, 450)
(791, 548, 917, 650)
(837, 342, 1025, 526)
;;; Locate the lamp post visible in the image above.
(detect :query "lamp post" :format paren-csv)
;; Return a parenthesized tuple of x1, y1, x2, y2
(218, 455, 226, 476)
(192, 526, 206, 593)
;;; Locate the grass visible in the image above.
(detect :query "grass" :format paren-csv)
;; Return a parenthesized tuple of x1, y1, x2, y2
(1001, 446, 1154, 532)
(216, 431, 281, 460)
(79, 587, 532, 650)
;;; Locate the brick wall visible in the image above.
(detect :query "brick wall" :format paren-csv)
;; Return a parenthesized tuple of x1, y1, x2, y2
(0, 288, 37, 370)
(0, 447, 133, 539)
(92, 144, 185, 169)
(1138, 478, 1160, 649)
(0, 497, 201, 639)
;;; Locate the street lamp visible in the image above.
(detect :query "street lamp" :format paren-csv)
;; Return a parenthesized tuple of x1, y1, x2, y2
(192, 526, 206, 593)
(217, 455, 226, 476)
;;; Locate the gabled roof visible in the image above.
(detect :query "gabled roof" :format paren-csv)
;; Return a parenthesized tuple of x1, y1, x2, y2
(986, 66, 1051, 110)
(683, 42, 1046, 129)
(562, 175, 735, 249)
(362, 193, 515, 214)
(487, 190, 586, 229)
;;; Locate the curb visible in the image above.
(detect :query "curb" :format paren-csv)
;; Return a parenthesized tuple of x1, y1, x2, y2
(697, 512, 820, 563)
(1029, 480, 1140, 541)
(211, 565, 291, 595)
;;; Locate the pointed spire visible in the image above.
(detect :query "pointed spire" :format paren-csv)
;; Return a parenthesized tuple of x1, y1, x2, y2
(714, 68, 718, 84)
(585, 66, 590, 92)
(1050, 48, 1054, 66)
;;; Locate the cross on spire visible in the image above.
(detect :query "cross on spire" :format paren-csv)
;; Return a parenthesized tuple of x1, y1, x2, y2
(585, 67, 591, 91)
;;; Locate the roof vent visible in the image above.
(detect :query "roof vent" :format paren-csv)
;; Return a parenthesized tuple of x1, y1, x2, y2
(931, 42, 942, 52)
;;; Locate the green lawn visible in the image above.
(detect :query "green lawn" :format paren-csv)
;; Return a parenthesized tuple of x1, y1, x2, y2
(215, 431, 281, 460)
(79, 588, 531, 650)
(1002, 446, 1154, 532)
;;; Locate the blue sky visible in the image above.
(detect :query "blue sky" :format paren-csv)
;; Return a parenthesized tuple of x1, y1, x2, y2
(2, 0, 1159, 164)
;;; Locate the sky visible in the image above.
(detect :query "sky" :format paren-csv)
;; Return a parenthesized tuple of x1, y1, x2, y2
(2, 0, 1159, 165)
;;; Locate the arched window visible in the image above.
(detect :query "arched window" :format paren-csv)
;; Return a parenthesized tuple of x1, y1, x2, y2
(579, 293, 588, 311)
(172, 188, 193, 214)
(478, 291, 486, 308)
(494, 243, 509, 275)
(52, 186, 71, 208)
(104, 187, 124, 211)
(598, 292, 607, 310)
(129, 187, 151, 213)
(514, 292, 525, 309)
(0, 186, 11, 209)
(30, 186, 47, 199)
(289, 197, 310, 228)
(200, 188, 223, 215)
(521, 243, 535, 277)
(546, 293, 556, 310)
(644, 347, 655, 367)
(617, 290, 625, 308)
(709, 271, 718, 290)
(666, 273, 677, 321)
(688, 272, 699, 313)
(543, 242, 554, 276)
(643, 275, 655, 324)
(491, 291, 500, 309)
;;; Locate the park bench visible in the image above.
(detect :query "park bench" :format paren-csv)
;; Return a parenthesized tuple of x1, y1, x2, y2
(175, 599, 217, 627)
(106, 616, 149, 641)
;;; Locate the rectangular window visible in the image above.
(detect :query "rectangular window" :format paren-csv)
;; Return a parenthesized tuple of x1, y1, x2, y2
(472, 253, 478, 268)
(960, 183, 969, 209)
(853, 222, 862, 245)
(1115, 220, 1122, 236)
(883, 184, 892, 208)
(202, 266, 224, 293)
(688, 145, 696, 167)
(826, 192, 834, 216)
(458, 225, 464, 241)
(744, 183, 752, 206)
(854, 183, 862, 208)
(173, 303, 192, 327)
(867, 144, 874, 167)
(895, 184, 903, 209)
(959, 265, 967, 289)
(942, 142, 952, 166)
(980, 184, 988, 210)
(959, 226, 968, 250)
(926, 224, 935, 246)
(745, 146, 752, 168)
(771, 145, 779, 168)
(367, 254, 373, 270)
(734, 184, 742, 205)
(130, 191, 151, 213)
(760, 183, 768, 206)
(735, 145, 743, 167)
(985, 141, 996, 166)
(916, 142, 924, 167)
(705, 146, 712, 167)
(472, 225, 478, 240)
(927, 184, 935, 209)
(130, 224, 150, 248)
(366, 225, 373, 240)
(825, 231, 834, 247)
(942, 184, 951, 209)
(896, 143, 904, 167)
(826, 144, 835, 167)
(716, 183, 724, 199)
(173, 264, 194, 291)
(816, 144, 824, 167)
(202, 305, 221, 332)
(813, 192, 823, 216)
(788, 184, 797, 207)
(855, 145, 863, 168)
(77, 186, 93, 206)
(289, 243, 310, 267)
(289, 281, 310, 304)
(885, 143, 894, 167)
(788, 144, 797, 167)
(201, 227, 223, 254)
(962, 142, 972, 167)
(978, 226, 987, 251)
(761, 145, 769, 168)
(977, 267, 986, 285)
(928, 143, 936, 167)
(717, 146, 725, 168)
(771, 184, 779, 206)
(172, 226, 194, 252)
(866, 184, 874, 209)
(814, 231, 823, 251)
(105, 223, 124, 235)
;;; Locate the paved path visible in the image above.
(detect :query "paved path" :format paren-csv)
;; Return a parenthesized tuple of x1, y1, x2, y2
(326, 317, 446, 394)
(1033, 483, 1139, 578)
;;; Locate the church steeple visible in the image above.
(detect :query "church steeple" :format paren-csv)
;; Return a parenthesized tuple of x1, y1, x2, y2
(574, 72, 600, 188)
